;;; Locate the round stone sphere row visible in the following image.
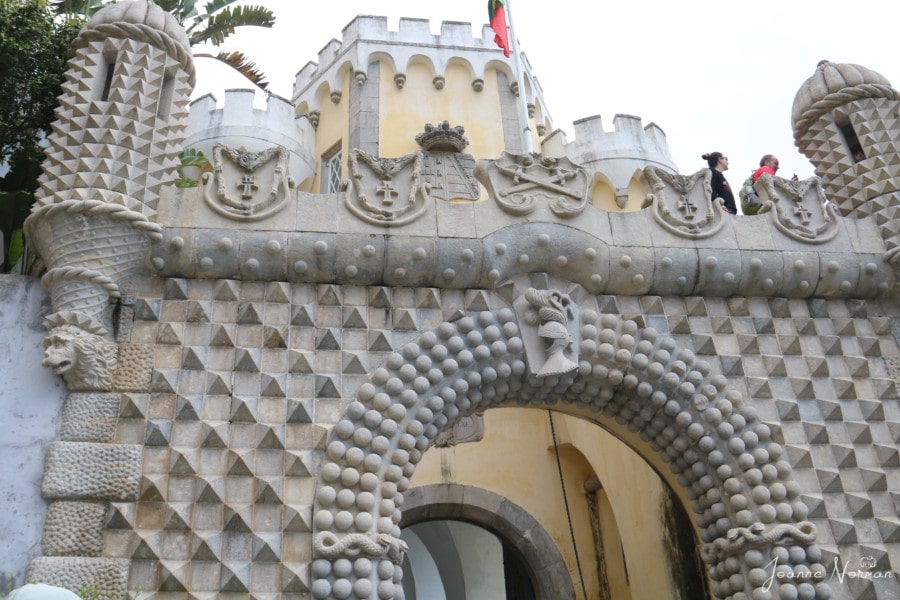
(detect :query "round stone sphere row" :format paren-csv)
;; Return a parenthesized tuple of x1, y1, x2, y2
(314, 309, 526, 540)
(311, 558, 403, 600)
(574, 311, 807, 547)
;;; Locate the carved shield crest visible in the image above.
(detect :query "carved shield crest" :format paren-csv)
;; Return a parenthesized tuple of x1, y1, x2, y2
(345, 149, 430, 225)
(420, 152, 480, 202)
(641, 166, 726, 238)
(476, 151, 589, 217)
(755, 174, 840, 243)
(202, 144, 293, 221)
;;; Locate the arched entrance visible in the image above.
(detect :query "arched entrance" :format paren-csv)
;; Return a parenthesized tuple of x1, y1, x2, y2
(400, 484, 574, 600)
(309, 281, 829, 600)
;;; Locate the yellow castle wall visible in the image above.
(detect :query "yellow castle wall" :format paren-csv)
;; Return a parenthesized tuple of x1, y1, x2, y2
(410, 407, 693, 599)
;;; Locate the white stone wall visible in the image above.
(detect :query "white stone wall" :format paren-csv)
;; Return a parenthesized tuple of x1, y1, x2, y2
(0, 276, 67, 589)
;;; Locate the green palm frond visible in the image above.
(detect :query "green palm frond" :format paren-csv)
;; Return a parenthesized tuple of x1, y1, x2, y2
(50, 0, 104, 18)
(188, 4, 275, 46)
(196, 50, 269, 91)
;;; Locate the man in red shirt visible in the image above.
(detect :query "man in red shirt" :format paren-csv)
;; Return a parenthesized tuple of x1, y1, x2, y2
(753, 154, 780, 182)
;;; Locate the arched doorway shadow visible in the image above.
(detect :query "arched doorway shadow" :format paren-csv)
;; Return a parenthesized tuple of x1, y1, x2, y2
(309, 281, 829, 600)
(400, 484, 574, 600)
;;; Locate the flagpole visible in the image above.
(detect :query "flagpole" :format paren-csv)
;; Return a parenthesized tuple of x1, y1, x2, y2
(504, 0, 534, 154)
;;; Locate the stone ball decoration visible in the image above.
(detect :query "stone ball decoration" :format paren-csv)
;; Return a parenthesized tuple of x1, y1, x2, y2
(312, 298, 826, 599)
(6, 584, 81, 600)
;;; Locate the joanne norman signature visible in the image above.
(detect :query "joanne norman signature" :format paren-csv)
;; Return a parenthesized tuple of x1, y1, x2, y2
(763, 555, 896, 591)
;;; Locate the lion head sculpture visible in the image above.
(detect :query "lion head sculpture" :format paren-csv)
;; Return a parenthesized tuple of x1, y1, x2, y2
(42, 325, 118, 391)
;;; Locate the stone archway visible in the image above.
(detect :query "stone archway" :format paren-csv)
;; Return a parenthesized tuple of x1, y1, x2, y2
(309, 283, 832, 600)
(400, 483, 576, 600)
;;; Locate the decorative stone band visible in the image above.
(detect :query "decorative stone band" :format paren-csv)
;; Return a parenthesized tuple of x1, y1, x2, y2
(25, 199, 163, 334)
(27, 557, 130, 600)
(41, 442, 142, 501)
(793, 83, 900, 142)
(701, 521, 818, 563)
(69, 21, 195, 86)
(314, 531, 409, 564)
(25, 199, 164, 242)
(150, 224, 895, 299)
(42, 265, 122, 299)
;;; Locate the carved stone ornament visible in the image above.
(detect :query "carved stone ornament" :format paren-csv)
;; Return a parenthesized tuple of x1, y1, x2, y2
(513, 288, 580, 377)
(345, 149, 429, 226)
(754, 174, 840, 243)
(41, 324, 118, 392)
(413, 122, 480, 202)
(314, 531, 409, 563)
(641, 167, 726, 239)
(202, 143, 293, 221)
(701, 521, 817, 563)
(433, 412, 485, 447)
(415, 121, 469, 152)
(475, 151, 590, 217)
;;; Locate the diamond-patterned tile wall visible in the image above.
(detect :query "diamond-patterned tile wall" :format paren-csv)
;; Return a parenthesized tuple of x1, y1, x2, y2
(114, 281, 900, 598)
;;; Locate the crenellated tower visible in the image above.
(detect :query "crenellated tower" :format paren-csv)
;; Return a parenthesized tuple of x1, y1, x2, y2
(292, 15, 551, 193)
(542, 113, 678, 211)
(184, 90, 316, 189)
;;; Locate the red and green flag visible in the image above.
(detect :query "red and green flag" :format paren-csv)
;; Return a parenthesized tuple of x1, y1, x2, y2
(488, 0, 510, 57)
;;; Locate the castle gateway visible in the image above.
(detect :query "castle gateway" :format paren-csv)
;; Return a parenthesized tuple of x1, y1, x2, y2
(2, 2, 899, 599)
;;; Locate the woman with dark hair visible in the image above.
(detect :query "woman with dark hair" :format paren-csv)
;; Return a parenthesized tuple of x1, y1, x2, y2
(702, 151, 737, 214)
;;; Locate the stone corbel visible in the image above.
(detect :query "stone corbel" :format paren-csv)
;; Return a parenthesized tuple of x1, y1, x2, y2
(23, 199, 162, 390)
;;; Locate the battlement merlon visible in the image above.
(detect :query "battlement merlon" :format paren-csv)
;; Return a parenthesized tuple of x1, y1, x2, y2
(542, 115, 678, 193)
(292, 15, 541, 106)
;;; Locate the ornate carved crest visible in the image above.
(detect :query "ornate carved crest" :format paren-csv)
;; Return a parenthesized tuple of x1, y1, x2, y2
(476, 152, 589, 217)
(641, 167, 726, 238)
(755, 174, 840, 243)
(433, 413, 485, 447)
(514, 288, 580, 377)
(202, 143, 293, 221)
(345, 149, 429, 225)
(413, 122, 480, 202)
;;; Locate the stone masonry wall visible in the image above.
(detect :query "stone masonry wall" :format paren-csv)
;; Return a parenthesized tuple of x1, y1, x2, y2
(79, 276, 900, 599)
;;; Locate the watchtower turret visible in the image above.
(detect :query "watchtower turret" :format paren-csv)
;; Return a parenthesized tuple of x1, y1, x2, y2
(25, 0, 193, 336)
(792, 60, 900, 255)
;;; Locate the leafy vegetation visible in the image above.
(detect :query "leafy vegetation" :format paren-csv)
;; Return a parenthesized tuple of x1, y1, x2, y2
(0, 0, 83, 272)
(0, 1, 276, 272)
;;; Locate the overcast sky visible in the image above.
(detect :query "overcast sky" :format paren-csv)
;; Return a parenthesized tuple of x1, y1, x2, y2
(193, 0, 900, 184)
